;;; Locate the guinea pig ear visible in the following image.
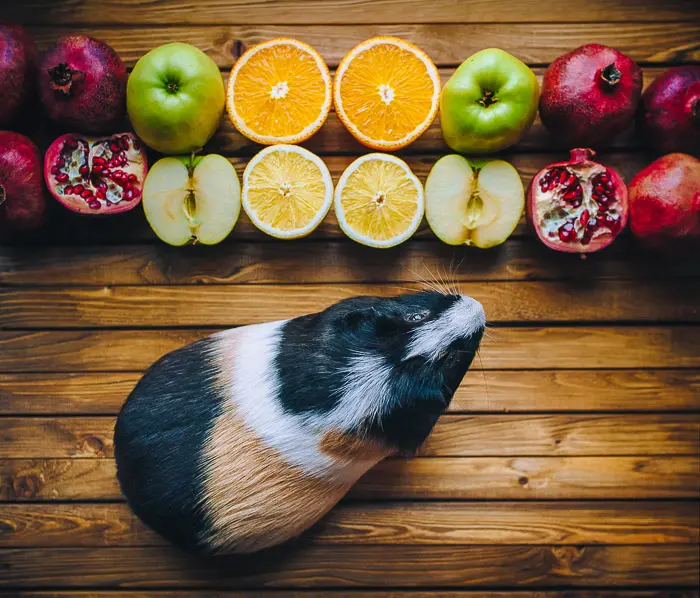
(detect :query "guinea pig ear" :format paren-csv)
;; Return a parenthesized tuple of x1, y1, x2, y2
(339, 307, 377, 332)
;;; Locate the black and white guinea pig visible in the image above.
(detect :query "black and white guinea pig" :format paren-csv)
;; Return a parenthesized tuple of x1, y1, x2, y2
(114, 291, 485, 554)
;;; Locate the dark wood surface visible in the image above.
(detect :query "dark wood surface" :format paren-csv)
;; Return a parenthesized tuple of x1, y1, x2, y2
(1, 0, 699, 594)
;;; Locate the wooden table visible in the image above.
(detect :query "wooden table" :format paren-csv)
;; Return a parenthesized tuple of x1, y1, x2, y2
(1, 0, 700, 594)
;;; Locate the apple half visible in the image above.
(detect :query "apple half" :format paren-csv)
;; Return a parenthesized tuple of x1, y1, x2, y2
(425, 154, 524, 248)
(143, 154, 241, 246)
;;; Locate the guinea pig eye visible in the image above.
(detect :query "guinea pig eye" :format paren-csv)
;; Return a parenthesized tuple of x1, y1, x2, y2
(406, 311, 429, 323)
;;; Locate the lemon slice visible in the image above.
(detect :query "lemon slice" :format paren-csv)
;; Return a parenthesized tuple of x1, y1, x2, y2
(227, 38, 332, 145)
(334, 153, 424, 248)
(242, 145, 333, 239)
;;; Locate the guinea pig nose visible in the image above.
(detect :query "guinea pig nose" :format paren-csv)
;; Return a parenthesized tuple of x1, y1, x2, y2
(459, 295, 486, 329)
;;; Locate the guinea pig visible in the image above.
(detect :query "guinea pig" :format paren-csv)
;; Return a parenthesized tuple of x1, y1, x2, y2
(114, 290, 485, 554)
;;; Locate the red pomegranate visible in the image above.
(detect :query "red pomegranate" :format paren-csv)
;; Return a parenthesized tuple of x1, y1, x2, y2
(629, 153, 700, 253)
(527, 148, 628, 253)
(638, 66, 700, 155)
(0, 23, 38, 129)
(0, 131, 46, 234)
(45, 132, 147, 215)
(38, 35, 127, 134)
(540, 44, 642, 147)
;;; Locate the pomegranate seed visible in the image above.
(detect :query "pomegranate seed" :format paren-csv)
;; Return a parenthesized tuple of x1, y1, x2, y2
(127, 174, 137, 182)
(92, 164, 104, 174)
(132, 138, 141, 150)
(123, 189, 134, 201)
(604, 180, 614, 190)
(79, 165, 90, 177)
(598, 173, 610, 182)
(56, 173, 69, 183)
(120, 137, 130, 150)
(64, 138, 78, 150)
(594, 184, 605, 194)
(64, 185, 73, 194)
(109, 141, 121, 152)
(73, 184, 84, 194)
(580, 209, 590, 228)
(557, 221, 576, 242)
(93, 157, 106, 166)
(96, 188, 106, 199)
(564, 174, 576, 187)
(563, 189, 580, 202)
(55, 158, 65, 168)
(88, 201, 101, 210)
(558, 170, 568, 184)
(81, 190, 92, 199)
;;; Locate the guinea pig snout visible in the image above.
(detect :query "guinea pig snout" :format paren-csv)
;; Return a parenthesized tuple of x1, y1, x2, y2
(458, 295, 486, 332)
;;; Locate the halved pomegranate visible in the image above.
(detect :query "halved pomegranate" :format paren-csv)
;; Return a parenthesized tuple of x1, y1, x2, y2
(527, 148, 628, 253)
(44, 133, 147, 215)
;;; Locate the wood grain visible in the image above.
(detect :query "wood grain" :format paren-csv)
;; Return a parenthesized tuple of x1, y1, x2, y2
(3, 370, 698, 415)
(9, 593, 700, 598)
(0, 545, 697, 588)
(2, 415, 697, 459)
(25, 25, 700, 67)
(5, 0, 700, 24)
(2, 457, 697, 501)
(8, 594, 700, 598)
(4, 240, 700, 286)
(1, 502, 697, 547)
(2, 280, 698, 329)
(1, 327, 698, 372)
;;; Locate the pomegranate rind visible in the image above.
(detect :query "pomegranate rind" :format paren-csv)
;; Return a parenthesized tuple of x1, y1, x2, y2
(44, 133, 148, 216)
(527, 148, 629, 253)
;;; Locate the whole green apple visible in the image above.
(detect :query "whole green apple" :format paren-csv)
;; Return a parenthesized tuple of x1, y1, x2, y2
(440, 48, 539, 154)
(127, 43, 225, 154)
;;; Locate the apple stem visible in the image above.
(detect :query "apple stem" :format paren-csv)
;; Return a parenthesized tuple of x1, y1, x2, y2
(600, 64, 622, 88)
(0, 184, 6, 206)
(48, 63, 85, 96)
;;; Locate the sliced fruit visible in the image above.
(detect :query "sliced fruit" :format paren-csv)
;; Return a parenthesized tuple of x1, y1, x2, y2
(242, 145, 333, 239)
(143, 154, 241, 246)
(334, 36, 440, 151)
(226, 38, 331, 145)
(335, 153, 424, 248)
(425, 155, 524, 248)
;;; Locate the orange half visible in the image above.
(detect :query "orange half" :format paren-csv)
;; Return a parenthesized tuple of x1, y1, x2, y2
(334, 37, 441, 151)
(227, 38, 332, 145)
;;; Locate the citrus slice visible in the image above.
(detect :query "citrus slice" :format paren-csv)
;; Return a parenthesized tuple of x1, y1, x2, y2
(334, 37, 440, 151)
(226, 38, 332, 145)
(242, 145, 333, 239)
(335, 153, 424, 248)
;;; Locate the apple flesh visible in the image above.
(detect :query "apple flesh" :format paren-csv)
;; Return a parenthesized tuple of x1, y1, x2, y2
(143, 154, 240, 246)
(425, 154, 524, 248)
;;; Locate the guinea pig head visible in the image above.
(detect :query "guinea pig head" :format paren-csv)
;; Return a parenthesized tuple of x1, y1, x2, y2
(282, 291, 485, 454)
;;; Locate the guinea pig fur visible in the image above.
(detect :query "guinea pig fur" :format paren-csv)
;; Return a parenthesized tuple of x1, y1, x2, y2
(114, 291, 485, 554)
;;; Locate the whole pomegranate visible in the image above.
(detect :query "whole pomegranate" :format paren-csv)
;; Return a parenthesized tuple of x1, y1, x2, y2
(0, 23, 38, 129)
(629, 153, 700, 253)
(527, 148, 628, 253)
(0, 131, 46, 233)
(45, 132, 147, 215)
(638, 66, 700, 155)
(38, 35, 127, 134)
(540, 44, 642, 147)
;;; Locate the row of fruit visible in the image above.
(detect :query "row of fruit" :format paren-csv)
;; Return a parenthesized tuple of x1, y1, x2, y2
(0, 23, 698, 253)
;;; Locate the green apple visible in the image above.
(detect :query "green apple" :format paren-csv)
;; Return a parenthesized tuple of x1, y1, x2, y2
(143, 154, 240, 246)
(440, 48, 539, 154)
(425, 154, 524, 248)
(127, 43, 225, 154)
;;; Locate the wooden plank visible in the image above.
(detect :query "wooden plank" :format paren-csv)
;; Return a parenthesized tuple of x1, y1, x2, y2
(25, 25, 700, 68)
(1, 502, 697, 547)
(15, 152, 651, 246)
(0, 545, 696, 588)
(2, 457, 698, 501)
(1, 327, 698, 372)
(4, 239, 700, 286)
(9, 592, 700, 598)
(2, 280, 698, 329)
(2, 415, 697, 459)
(5, 0, 699, 24)
(3, 370, 699, 415)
